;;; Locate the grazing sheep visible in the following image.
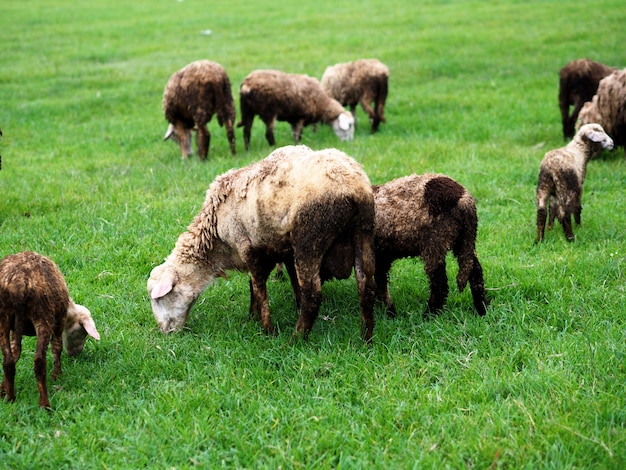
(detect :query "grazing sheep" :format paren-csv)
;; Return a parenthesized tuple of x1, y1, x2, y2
(284, 173, 487, 317)
(237, 70, 355, 150)
(536, 123, 614, 242)
(148, 145, 377, 341)
(559, 59, 616, 139)
(577, 68, 626, 157)
(162, 60, 236, 160)
(321, 59, 389, 133)
(0, 251, 101, 408)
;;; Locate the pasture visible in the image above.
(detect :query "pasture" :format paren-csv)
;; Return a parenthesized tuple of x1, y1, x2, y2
(0, 0, 625, 467)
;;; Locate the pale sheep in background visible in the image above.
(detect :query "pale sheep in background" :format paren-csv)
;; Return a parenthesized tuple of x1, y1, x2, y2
(536, 123, 613, 242)
(321, 59, 389, 133)
(162, 60, 236, 160)
(237, 70, 355, 150)
(0, 251, 100, 409)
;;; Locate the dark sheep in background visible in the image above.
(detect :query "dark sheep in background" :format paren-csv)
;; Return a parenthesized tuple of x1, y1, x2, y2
(237, 69, 355, 150)
(558, 58, 616, 140)
(321, 58, 389, 133)
(0, 251, 101, 409)
(162, 60, 236, 160)
(536, 123, 614, 242)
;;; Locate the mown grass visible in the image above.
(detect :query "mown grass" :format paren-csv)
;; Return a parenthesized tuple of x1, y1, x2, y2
(1, 0, 625, 468)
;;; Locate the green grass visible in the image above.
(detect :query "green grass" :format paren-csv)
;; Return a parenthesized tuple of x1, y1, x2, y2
(1, 0, 625, 468)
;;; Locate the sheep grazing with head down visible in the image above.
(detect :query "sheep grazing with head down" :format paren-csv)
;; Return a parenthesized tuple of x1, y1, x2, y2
(558, 58, 616, 140)
(162, 60, 236, 160)
(321, 59, 389, 133)
(237, 70, 355, 150)
(577, 68, 626, 157)
(0, 251, 101, 409)
(536, 123, 614, 242)
(148, 145, 377, 341)
(285, 173, 487, 318)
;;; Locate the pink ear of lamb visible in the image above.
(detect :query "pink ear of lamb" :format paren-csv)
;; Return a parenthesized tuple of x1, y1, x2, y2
(82, 317, 101, 341)
(150, 279, 173, 300)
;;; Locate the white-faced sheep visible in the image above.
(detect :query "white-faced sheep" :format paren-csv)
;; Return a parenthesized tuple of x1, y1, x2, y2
(577, 68, 626, 157)
(321, 59, 389, 133)
(283, 173, 487, 318)
(148, 145, 377, 341)
(536, 123, 614, 242)
(236, 70, 355, 150)
(0, 251, 101, 409)
(162, 60, 236, 160)
(559, 59, 616, 140)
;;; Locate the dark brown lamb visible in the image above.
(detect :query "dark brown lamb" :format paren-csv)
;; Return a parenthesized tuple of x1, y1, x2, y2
(162, 60, 236, 160)
(0, 251, 100, 408)
(321, 58, 389, 133)
(558, 58, 616, 139)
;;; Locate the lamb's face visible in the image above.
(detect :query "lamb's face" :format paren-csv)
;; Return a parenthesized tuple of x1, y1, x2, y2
(163, 123, 193, 157)
(579, 123, 614, 152)
(331, 112, 355, 141)
(147, 262, 214, 333)
(63, 302, 101, 356)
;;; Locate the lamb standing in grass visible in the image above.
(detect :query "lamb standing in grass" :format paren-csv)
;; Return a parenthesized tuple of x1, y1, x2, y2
(536, 123, 614, 242)
(237, 70, 355, 150)
(321, 59, 389, 133)
(0, 251, 100, 409)
(148, 145, 377, 341)
(558, 58, 616, 139)
(577, 68, 626, 157)
(162, 60, 236, 160)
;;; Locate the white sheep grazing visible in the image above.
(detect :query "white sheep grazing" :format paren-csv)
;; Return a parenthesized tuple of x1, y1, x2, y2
(148, 145, 377, 341)
(536, 123, 613, 242)
(577, 68, 626, 157)
(236, 70, 355, 150)
(321, 59, 389, 133)
(0, 251, 100, 408)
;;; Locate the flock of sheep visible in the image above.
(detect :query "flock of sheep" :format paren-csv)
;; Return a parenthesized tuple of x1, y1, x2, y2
(1, 57, 624, 408)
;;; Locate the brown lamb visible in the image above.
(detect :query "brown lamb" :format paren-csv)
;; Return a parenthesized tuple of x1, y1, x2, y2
(536, 123, 614, 242)
(237, 69, 355, 150)
(0, 251, 100, 408)
(558, 58, 616, 140)
(321, 59, 389, 133)
(162, 60, 236, 160)
(148, 145, 377, 341)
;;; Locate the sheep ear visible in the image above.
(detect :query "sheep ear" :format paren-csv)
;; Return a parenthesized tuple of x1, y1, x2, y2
(163, 124, 175, 141)
(338, 113, 352, 131)
(150, 277, 174, 299)
(81, 317, 101, 341)
(587, 131, 605, 142)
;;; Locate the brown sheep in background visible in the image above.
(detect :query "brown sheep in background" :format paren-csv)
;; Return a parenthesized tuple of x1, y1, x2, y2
(536, 123, 614, 242)
(148, 145, 377, 341)
(0, 251, 100, 409)
(558, 58, 616, 139)
(321, 59, 389, 133)
(162, 60, 236, 160)
(577, 68, 626, 157)
(237, 69, 355, 150)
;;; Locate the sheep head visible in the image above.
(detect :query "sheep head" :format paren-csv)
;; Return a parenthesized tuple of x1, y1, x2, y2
(163, 123, 193, 158)
(63, 300, 101, 356)
(577, 123, 614, 156)
(331, 112, 355, 141)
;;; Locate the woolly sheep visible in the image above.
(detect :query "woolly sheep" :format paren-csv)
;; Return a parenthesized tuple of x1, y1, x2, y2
(558, 59, 616, 139)
(536, 123, 614, 242)
(162, 60, 236, 160)
(237, 70, 355, 150)
(0, 251, 101, 408)
(283, 173, 487, 317)
(147, 145, 377, 341)
(577, 68, 626, 157)
(321, 59, 389, 133)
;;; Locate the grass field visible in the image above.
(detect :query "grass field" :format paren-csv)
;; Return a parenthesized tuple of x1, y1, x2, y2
(1, 0, 625, 468)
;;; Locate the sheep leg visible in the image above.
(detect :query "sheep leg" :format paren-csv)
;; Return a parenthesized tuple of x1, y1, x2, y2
(196, 125, 210, 160)
(0, 322, 17, 402)
(225, 119, 236, 155)
(468, 256, 487, 315)
(247, 259, 276, 334)
(261, 116, 276, 146)
(536, 206, 547, 242)
(574, 205, 582, 226)
(352, 230, 376, 342)
(293, 268, 323, 339)
(424, 260, 449, 318)
(359, 97, 379, 132)
(374, 257, 396, 318)
(560, 214, 575, 241)
(291, 120, 305, 144)
(176, 122, 191, 159)
(33, 328, 52, 409)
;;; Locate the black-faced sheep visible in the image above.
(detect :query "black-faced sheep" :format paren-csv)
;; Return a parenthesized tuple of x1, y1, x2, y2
(577, 68, 626, 157)
(283, 173, 487, 318)
(236, 70, 355, 150)
(559, 59, 616, 139)
(162, 60, 236, 160)
(148, 145, 377, 341)
(536, 123, 614, 242)
(320, 59, 389, 133)
(0, 251, 101, 409)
